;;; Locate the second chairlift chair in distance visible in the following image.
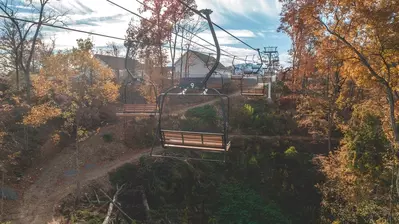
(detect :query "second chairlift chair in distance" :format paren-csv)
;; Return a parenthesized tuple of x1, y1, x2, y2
(240, 49, 265, 96)
(231, 56, 243, 80)
(150, 8, 230, 162)
(116, 41, 158, 117)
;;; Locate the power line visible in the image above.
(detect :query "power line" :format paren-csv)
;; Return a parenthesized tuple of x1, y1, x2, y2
(106, 0, 220, 57)
(0, 15, 203, 54)
(0, 14, 247, 63)
(0, 14, 127, 41)
(176, 0, 258, 51)
(133, 0, 237, 58)
(105, 0, 250, 63)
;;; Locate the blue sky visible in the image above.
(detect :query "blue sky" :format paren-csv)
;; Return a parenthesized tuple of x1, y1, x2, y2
(7, 0, 292, 66)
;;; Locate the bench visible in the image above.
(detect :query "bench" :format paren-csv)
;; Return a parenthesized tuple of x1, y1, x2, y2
(161, 130, 231, 152)
(231, 75, 243, 80)
(206, 82, 224, 89)
(116, 104, 157, 116)
(241, 87, 265, 96)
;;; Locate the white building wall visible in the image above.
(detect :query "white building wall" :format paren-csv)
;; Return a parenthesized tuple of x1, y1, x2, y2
(175, 52, 231, 79)
(175, 53, 208, 78)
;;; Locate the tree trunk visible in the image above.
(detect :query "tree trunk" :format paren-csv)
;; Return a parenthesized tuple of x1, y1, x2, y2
(75, 117, 81, 205)
(326, 72, 332, 151)
(180, 30, 184, 78)
(185, 47, 190, 77)
(142, 190, 151, 222)
(171, 25, 178, 85)
(386, 86, 399, 198)
(24, 3, 46, 103)
(24, 70, 31, 102)
(387, 87, 399, 145)
(15, 54, 20, 91)
(102, 190, 118, 224)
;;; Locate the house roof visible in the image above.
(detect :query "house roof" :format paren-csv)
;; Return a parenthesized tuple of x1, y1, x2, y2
(94, 54, 141, 71)
(190, 50, 226, 70)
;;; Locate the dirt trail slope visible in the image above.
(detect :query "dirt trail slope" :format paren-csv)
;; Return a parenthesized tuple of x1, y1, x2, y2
(7, 91, 242, 223)
(10, 91, 324, 223)
(9, 145, 163, 224)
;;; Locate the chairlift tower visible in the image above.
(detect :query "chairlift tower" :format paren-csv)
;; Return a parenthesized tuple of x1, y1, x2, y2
(262, 46, 279, 101)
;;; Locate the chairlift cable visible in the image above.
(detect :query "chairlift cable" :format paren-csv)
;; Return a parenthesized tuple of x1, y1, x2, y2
(106, 0, 246, 62)
(106, 0, 231, 59)
(176, 0, 258, 51)
(134, 0, 237, 58)
(0, 14, 127, 41)
(0, 14, 240, 59)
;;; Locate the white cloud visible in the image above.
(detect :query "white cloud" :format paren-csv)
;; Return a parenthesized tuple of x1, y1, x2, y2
(196, 0, 281, 20)
(21, 0, 286, 69)
(257, 32, 265, 38)
(279, 52, 291, 68)
(186, 29, 255, 46)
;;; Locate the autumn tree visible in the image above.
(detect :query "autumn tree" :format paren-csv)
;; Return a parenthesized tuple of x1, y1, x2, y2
(0, 16, 23, 90)
(127, 0, 197, 88)
(179, 15, 207, 78)
(280, 0, 399, 221)
(0, 0, 66, 101)
(281, 0, 399, 145)
(316, 104, 394, 223)
(23, 39, 119, 201)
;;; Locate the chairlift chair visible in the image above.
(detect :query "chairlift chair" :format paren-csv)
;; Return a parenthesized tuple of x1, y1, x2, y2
(115, 41, 158, 117)
(231, 56, 243, 80)
(240, 49, 266, 96)
(150, 8, 230, 162)
(243, 56, 254, 75)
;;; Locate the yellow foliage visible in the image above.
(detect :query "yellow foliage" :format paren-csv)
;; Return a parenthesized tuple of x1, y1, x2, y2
(32, 74, 53, 98)
(23, 103, 62, 127)
(51, 132, 61, 145)
(0, 131, 5, 143)
(25, 48, 120, 130)
(138, 83, 157, 103)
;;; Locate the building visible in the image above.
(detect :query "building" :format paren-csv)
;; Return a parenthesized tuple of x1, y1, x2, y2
(94, 54, 143, 83)
(174, 50, 230, 79)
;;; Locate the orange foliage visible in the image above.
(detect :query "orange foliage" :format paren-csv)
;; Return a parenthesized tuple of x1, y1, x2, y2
(23, 103, 62, 127)
(24, 49, 120, 128)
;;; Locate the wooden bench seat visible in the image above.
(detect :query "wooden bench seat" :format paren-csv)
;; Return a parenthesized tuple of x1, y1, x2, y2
(161, 130, 230, 152)
(241, 87, 265, 96)
(231, 75, 243, 80)
(206, 83, 223, 89)
(116, 104, 157, 117)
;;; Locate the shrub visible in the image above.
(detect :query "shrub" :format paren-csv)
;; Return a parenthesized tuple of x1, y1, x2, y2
(109, 163, 138, 186)
(182, 105, 220, 132)
(215, 183, 291, 224)
(185, 105, 217, 123)
(284, 146, 298, 157)
(102, 133, 113, 142)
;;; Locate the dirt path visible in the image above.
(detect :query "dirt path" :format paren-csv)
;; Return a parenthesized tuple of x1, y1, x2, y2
(8, 131, 333, 223)
(8, 90, 318, 223)
(6, 91, 243, 224)
(8, 146, 164, 224)
(230, 134, 339, 141)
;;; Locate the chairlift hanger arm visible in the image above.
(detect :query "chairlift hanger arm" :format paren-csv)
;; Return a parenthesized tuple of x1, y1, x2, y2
(254, 49, 263, 74)
(199, 9, 220, 89)
(205, 53, 212, 70)
(177, 0, 257, 51)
